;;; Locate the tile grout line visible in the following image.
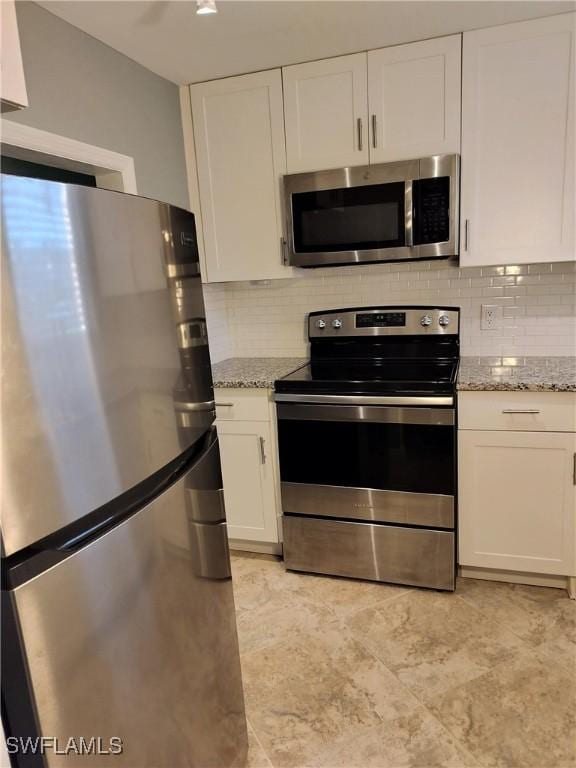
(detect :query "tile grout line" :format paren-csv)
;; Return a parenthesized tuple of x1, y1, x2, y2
(316, 584, 414, 620)
(454, 590, 554, 647)
(246, 715, 275, 768)
(340, 617, 487, 768)
(352, 631, 488, 768)
(454, 590, 576, 675)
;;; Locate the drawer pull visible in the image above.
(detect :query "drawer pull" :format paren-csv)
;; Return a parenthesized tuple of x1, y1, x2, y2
(501, 409, 540, 414)
(259, 436, 267, 465)
(216, 402, 234, 407)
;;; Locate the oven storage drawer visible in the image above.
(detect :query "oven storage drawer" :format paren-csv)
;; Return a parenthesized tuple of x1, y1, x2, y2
(283, 515, 455, 590)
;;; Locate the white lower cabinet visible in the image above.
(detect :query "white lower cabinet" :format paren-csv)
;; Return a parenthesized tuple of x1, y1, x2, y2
(458, 393, 576, 578)
(215, 388, 281, 551)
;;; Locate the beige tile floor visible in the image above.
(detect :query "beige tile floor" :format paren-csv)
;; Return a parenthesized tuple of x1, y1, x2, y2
(230, 552, 576, 768)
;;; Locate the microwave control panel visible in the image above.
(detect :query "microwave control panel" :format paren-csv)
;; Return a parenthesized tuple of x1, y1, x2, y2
(412, 176, 450, 246)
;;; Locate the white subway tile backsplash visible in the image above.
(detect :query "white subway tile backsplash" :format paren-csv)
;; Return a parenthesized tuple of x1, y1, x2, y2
(203, 260, 576, 360)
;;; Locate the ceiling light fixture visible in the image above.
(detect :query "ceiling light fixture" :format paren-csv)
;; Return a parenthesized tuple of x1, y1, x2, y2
(196, 0, 217, 15)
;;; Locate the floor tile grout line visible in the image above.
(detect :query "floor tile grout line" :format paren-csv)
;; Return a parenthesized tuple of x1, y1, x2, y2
(453, 590, 558, 647)
(454, 593, 576, 676)
(326, 585, 413, 620)
(340, 590, 550, 768)
(339, 619, 488, 768)
(246, 715, 275, 768)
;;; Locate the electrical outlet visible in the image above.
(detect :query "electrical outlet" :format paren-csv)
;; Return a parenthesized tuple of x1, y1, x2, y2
(481, 304, 503, 331)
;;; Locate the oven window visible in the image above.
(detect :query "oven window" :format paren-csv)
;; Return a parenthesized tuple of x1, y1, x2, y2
(291, 182, 405, 253)
(278, 419, 454, 496)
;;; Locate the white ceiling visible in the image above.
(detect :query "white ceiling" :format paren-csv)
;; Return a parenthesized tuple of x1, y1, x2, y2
(39, 0, 576, 85)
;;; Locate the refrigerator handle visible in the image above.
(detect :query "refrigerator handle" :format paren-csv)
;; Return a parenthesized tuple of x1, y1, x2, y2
(3, 431, 219, 591)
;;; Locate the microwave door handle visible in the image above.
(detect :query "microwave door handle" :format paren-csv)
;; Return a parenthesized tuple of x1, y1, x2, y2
(405, 180, 414, 248)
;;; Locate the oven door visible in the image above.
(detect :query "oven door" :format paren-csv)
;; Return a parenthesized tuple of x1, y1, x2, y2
(284, 161, 417, 267)
(276, 401, 455, 529)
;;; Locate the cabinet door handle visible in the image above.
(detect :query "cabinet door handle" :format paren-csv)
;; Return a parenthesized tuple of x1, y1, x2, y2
(501, 409, 540, 414)
(280, 236, 288, 265)
(215, 402, 234, 407)
(357, 117, 363, 151)
(259, 436, 267, 464)
(573, 453, 576, 486)
(464, 219, 470, 251)
(371, 114, 377, 148)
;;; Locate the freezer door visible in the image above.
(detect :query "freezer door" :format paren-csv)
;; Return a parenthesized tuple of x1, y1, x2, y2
(1, 176, 214, 556)
(4, 432, 247, 768)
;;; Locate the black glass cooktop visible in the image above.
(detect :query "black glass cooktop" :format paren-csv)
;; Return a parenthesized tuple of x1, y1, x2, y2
(275, 359, 459, 396)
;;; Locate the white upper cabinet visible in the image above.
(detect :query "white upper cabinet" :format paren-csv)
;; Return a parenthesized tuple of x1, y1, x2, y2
(283, 53, 369, 173)
(0, 0, 28, 112)
(190, 70, 291, 283)
(367, 35, 462, 163)
(461, 14, 575, 266)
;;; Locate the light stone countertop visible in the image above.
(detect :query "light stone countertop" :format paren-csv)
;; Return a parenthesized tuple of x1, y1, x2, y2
(211, 357, 307, 389)
(457, 356, 576, 392)
(212, 356, 576, 392)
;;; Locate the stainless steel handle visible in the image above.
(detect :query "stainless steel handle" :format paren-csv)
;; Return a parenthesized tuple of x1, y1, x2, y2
(371, 114, 377, 148)
(357, 117, 363, 151)
(501, 409, 541, 414)
(276, 402, 454, 426)
(464, 219, 470, 251)
(274, 393, 454, 407)
(174, 399, 215, 413)
(259, 436, 266, 464)
(405, 180, 414, 248)
(280, 236, 287, 265)
(215, 402, 234, 407)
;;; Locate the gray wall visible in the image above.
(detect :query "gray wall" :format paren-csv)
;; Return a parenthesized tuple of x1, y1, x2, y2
(5, 2, 189, 210)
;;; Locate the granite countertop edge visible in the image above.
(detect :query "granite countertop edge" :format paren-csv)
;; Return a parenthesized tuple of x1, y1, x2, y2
(457, 356, 576, 393)
(211, 357, 308, 389)
(211, 356, 576, 393)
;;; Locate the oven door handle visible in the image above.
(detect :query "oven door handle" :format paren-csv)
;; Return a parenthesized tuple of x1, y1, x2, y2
(273, 393, 453, 407)
(276, 402, 455, 426)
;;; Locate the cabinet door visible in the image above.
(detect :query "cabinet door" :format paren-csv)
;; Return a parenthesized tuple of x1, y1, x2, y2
(217, 420, 279, 544)
(190, 70, 289, 282)
(0, 0, 28, 112)
(367, 35, 461, 163)
(459, 430, 576, 575)
(283, 53, 369, 172)
(461, 14, 575, 266)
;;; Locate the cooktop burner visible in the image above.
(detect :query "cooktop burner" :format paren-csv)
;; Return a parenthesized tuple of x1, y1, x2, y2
(276, 359, 458, 396)
(275, 306, 460, 400)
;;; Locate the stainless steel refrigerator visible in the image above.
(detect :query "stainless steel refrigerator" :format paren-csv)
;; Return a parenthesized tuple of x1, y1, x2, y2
(1, 175, 247, 767)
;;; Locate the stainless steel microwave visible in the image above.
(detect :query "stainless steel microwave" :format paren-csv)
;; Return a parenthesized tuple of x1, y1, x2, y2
(283, 154, 459, 268)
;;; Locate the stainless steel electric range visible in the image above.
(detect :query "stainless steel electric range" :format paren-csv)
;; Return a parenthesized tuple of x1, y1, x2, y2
(273, 306, 460, 591)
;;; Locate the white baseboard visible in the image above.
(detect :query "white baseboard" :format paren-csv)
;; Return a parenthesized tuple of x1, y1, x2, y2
(229, 539, 282, 556)
(459, 565, 570, 591)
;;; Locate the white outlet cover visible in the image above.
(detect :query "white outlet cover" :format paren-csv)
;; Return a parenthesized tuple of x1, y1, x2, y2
(481, 304, 503, 331)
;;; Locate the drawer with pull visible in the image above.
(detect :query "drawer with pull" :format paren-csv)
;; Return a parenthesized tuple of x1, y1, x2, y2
(214, 388, 272, 422)
(458, 391, 576, 432)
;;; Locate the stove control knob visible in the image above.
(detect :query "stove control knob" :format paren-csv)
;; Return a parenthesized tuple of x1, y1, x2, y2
(331, 318, 343, 329)
(420, 315, 433, 327)
(438, 315, 451, 327)
(316, 319, 326, 329)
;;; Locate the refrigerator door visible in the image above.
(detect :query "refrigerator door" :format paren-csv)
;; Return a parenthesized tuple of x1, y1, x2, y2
(3, 431, 247, 768)
(1, 176, 214, 556)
